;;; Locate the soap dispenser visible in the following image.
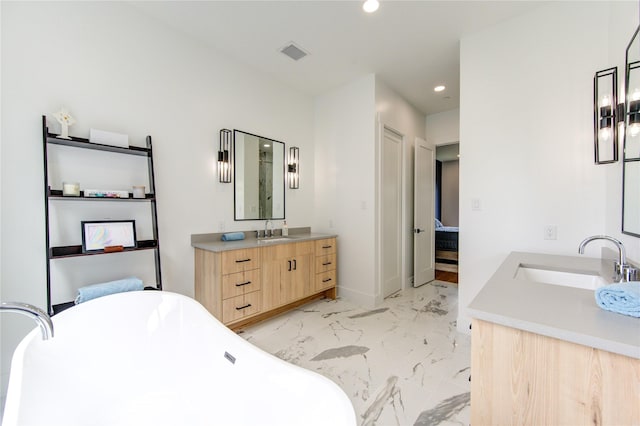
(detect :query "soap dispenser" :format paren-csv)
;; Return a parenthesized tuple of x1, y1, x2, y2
(282, 220, 289, 236)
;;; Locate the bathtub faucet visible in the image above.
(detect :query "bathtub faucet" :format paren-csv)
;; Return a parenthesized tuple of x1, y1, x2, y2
(578, 235, 638, 282)
(0, 302, 54, 340)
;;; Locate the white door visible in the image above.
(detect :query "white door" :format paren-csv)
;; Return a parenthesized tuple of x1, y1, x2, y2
(413, 137, 435, 287)
(381, 127, 403, 297)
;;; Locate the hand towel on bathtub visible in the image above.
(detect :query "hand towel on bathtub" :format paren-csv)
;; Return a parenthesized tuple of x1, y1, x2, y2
(75, 277, 144, 304)
(221, 232, 245, 241)
(594, 281, 640, 318)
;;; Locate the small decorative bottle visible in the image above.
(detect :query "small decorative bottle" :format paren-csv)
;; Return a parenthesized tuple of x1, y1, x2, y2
(282, 220, 289, 236)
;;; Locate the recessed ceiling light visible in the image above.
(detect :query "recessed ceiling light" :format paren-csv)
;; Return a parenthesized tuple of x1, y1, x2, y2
(434, 85, 446, 92)
(363, 0, 379, 13)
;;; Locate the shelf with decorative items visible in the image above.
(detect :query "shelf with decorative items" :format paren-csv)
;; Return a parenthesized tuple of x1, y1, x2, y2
(42, 114, 162, 315)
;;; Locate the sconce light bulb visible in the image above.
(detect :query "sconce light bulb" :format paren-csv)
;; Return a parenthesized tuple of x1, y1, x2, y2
(599, 127, 611, 142)
(363, 0, 379, 13)
(600, 95, 611, 107)
(632, 88, 640, 102)
(629, 123, 640, 137)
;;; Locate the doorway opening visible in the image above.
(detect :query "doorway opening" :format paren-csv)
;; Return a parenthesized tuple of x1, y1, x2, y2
(435, 143, 459, 285)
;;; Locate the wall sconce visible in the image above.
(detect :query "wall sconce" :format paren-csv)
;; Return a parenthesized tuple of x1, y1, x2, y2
(218, 128, 232, 183)
(288, 146, 299, 189)
(626, 61, 640, 144)
(593, 67, 621, 164)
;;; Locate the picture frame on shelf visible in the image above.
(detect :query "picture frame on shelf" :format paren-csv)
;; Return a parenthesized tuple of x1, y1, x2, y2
(81, 220, 137, 253)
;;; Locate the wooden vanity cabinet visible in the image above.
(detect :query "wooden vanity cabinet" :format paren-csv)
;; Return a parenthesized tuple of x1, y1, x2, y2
(195, 237, 337, 330)
(262, 241, 314, 311)
(195, 247, 262, 324)
(314, 238, 337, 292)
(471, 319, 640, 425)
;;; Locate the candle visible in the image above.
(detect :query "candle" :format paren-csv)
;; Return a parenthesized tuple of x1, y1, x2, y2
(62, 182, 80, 197)
(132, 185, 146, 199)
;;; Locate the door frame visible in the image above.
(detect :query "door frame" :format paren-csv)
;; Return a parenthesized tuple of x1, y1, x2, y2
(375, 118, 406, 303)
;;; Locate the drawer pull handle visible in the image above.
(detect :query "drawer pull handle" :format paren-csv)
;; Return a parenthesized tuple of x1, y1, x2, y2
(293, 259, 297, 270)
(235, 281, 251, 287)
(322, 278, 332, 283)
(322, 245, 332, 249)
(235, 258, 251, 263)
(235, 303, 252, 311)
(288, 260, 292, 271)
(322, 262, 332, 266)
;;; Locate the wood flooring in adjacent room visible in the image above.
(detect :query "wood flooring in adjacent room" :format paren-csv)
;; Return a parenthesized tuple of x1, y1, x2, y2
(436, 269, 458, 285)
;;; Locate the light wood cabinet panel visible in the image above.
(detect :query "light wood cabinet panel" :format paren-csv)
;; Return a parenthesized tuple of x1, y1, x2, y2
(262, 241, 313, 311)
(221, 248, 260, 274)
(315, 253, 336, 274)
(315, 238, 336, 255)
(221, 269, 261, 300)
(222, 291, 262, 323)
(315, 270, 336, 292)
(471, 319, 640, 425)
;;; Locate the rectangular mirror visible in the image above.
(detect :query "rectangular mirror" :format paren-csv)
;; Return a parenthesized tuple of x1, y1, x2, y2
(234, 130, 285, 220)
(623, 26, 640, 237)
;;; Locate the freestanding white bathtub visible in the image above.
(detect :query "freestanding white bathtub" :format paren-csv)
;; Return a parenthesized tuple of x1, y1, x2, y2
(3, 291, 356, 426)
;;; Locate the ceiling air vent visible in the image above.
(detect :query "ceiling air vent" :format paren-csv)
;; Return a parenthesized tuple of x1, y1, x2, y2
(280, 42, 308, 61)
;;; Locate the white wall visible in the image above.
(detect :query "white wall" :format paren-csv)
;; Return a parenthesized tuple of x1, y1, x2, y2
(426, 108, 459, 146)
(1, 1, 315, 403)
(313, 74, 376, 306)
(313, 75, 425, 306)
(375, 78, 426, 294)
(458, 2, 638, 333)
(441, 160, 459, 227)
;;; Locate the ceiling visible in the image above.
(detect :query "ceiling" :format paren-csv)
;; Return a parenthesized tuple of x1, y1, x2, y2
(131, 1, 547, 116)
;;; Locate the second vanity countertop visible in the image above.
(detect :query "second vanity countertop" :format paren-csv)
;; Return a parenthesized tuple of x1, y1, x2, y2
(468, 251, 640, 359)
(191, 229, 337, 253)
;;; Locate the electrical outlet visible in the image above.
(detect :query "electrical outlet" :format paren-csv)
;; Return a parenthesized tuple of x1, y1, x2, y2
(218, 221, 225, 232)
(471, 198, 481, 211)
(544, 225, 557, 240)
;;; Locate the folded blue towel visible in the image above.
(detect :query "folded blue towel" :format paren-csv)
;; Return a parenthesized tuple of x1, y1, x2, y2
(221, 232, 245, 241)
(595, 282, 640, 318)
(75, 277, 144, 304)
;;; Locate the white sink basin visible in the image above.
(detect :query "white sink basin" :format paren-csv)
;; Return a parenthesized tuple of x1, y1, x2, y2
(257, 237, 294, 243)
(515, 264, 608, 290)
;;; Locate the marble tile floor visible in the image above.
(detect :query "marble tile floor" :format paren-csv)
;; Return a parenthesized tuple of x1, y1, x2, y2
(240, 281, 471, 426)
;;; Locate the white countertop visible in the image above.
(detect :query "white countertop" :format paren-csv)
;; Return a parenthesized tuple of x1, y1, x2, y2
(191, 232, 337, 253)
(468, 251, 640, 359)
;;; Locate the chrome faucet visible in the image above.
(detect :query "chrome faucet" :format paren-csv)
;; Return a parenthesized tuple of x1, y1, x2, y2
(264, 219, 274, 238)
(0, 302, 54, 340)
(578, 235, 638, 282)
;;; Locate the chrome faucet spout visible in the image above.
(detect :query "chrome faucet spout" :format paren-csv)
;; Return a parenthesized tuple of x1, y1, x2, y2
(578, 235, 626, 267)
(264, 219, 273, 238)
(0, 302, 54, 340)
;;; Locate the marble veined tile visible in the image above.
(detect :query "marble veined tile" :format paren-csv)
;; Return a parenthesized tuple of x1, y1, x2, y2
(241, 281, 470, 426)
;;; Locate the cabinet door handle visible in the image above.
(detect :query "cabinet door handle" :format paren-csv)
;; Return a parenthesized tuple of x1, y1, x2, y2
(293, 259, 297, 270)
(235, 303, 252, 311)
(322, 278, 332, 283)
(322, 262, 332, 266)
(322, 245, 332, 249)
(235, 258, 251, 263)
(235, 281, 251, 287)
(288, 260, 292, 271)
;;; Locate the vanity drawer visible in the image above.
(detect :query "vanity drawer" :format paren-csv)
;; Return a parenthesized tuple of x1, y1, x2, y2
(221, 248, 260, 275)
(315, 253, 337, 273)
(221, 269, 261, 300)
(222, 291, 262, 323)
(315, 270, 336, 292)
(315, 238, 336, 255)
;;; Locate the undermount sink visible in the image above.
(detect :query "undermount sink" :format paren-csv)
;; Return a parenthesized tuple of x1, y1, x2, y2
(257, 237, 294, 243)
(515, 264, 608, 290)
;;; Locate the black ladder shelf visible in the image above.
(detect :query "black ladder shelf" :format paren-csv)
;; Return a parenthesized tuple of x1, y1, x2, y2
(42, 116, 163, 315)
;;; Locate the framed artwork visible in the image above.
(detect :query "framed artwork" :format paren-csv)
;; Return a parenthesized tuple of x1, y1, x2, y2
(81, 220, 137, 252)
